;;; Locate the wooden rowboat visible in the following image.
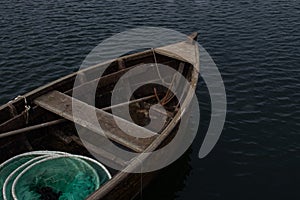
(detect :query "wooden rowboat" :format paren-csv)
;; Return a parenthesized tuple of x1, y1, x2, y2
(0, 33, 199, 199)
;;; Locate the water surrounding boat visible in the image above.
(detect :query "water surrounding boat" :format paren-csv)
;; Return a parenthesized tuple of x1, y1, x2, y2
(0, 0, 299, 199)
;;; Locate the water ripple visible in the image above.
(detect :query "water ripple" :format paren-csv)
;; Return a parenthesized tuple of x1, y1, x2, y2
(1, 0, 300, 199)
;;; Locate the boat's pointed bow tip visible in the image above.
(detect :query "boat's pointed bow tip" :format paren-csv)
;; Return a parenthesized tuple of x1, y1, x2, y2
(187, 32, 198, 43)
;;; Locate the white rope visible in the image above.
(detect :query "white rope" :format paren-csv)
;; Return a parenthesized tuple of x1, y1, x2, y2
(22, 96, 31, 124)
(12, 95, 31, 124)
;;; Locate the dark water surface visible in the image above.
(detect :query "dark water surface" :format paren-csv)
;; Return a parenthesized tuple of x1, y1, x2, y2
(1, 0, 300, 199)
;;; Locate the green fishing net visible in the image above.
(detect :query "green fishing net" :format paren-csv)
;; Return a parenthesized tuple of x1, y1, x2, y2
(0, 151, 111, 200)
(0, 151, 70, 199)
(3, 156, 49, 200)
(0, 154, 37, 199)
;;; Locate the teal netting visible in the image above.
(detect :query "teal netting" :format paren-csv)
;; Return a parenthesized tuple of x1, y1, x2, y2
(0, 151, 69, 200)
(0, 151, 111, 200)
(1, 154, 45, 199)
(3, 156, 49, 200)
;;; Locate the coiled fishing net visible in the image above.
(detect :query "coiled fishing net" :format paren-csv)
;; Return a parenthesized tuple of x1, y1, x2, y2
(0, 154, 37, 199)
(3, 155, 49, 200)
(0, 151, 111, 200)
(0, 151, 66, 199)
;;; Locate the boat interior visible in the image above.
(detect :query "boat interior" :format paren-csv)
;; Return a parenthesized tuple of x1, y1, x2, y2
(0, 49, 195, 180)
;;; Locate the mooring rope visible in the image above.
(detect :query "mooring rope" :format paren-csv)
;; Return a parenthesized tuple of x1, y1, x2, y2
(14, 95, 31, 124)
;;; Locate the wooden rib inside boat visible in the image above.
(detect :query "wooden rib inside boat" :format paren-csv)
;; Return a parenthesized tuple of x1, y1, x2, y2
(0, 32, 199, 200)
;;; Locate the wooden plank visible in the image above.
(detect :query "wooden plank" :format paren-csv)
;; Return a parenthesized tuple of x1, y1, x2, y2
(65, 65, 140, 96)
(34, 91, 158, 152)
(0, 94, 159, 135)
(156, 41, 198, 66)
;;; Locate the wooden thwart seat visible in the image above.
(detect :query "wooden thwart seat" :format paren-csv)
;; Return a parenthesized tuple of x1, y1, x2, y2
(34, 91, 158, 153)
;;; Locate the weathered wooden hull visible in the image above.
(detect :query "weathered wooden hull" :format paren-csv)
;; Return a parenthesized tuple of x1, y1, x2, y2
(0, 33, 199, 199)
